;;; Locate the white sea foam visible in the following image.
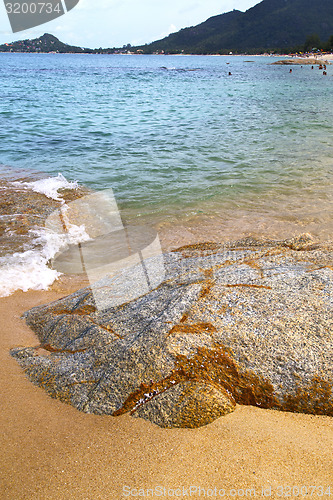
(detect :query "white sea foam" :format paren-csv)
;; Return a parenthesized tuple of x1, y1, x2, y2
(0, 216, 91, 297)
(11, 172, 79, 202)
(0, 214, 25, 219)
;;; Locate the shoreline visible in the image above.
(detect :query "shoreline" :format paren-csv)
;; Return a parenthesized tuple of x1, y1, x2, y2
(1, 57, 333, 493)
(1, 251, 333, 498)
(1, 51, 333, 58)
(1, 167, 332, 297)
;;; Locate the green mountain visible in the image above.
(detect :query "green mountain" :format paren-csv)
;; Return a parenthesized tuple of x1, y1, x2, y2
(140, 0, 333, 54)
(1, 0, 333, 55)
(0, 33, 90, 53)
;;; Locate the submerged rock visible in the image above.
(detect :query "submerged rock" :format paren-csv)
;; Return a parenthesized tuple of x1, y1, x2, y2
(11, 234, 333, 428)
(272, 58, 330, 65)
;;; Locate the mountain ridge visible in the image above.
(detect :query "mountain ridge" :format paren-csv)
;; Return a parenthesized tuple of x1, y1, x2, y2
(0, 33, 90, 53)
(141, 0, 333, 54)
(1, 0, 333, 55)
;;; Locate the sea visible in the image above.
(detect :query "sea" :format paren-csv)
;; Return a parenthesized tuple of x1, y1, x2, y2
(0, 53, 332, 297)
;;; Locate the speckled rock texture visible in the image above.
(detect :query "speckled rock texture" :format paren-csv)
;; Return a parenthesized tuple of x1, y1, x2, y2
(272, 58, 331, 65)
(11, 234, 333, 428)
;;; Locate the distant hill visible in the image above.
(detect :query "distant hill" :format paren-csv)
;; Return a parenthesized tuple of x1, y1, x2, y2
(0, 33, 91, 53)
(140, 0, 333, 54)
(1, 0, 333, 55)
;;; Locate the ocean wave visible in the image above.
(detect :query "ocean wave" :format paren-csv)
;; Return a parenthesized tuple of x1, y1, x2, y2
(0, 221, 91, 297)
(0, 172, 91, 297)
(11, 172, 79, 202)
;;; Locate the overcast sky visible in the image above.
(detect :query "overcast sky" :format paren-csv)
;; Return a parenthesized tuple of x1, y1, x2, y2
(0, 0, 259, 48)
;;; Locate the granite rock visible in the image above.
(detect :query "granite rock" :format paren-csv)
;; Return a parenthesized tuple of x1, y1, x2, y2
(272, 58, 330, 65)
(11, 234, 333, 428)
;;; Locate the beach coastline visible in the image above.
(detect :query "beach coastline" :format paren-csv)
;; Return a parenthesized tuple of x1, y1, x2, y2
(1, 213, 333, 497)
(1, 280, 333, 499)
(1, 52, 333, 497)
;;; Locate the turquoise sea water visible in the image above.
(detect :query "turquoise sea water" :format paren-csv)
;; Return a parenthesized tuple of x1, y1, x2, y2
(0, 53, 332, 294)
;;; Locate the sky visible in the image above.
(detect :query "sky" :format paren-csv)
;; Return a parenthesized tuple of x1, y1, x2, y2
(0, 0, 259, 48)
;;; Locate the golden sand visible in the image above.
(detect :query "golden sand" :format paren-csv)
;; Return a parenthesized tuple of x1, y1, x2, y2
(1, 276, 333, 499)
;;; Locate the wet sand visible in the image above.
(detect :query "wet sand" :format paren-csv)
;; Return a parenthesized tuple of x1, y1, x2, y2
(1, 278, 333, 499)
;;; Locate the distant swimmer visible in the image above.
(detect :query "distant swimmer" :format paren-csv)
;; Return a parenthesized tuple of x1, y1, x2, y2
(311, 66, 314, 69)
(323, 71, 327, 75)
(289, 68, 292, 73)
(228, 71, 232, 75)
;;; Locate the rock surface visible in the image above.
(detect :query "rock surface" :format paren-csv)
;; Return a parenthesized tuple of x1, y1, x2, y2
(11, 234, 333, 428)
(272, 58, 330, 65)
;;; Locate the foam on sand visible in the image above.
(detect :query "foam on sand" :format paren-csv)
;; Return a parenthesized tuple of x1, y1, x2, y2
(0, 173, 90, 297)
(0, 222, 90, 297)
(11, 172, 79, 202)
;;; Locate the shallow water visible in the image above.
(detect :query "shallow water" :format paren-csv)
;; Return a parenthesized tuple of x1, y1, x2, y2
(0, 53, 332, 294)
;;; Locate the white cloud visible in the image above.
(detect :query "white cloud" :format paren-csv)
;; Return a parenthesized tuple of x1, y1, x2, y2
(178, 3, 200, 15)
(76, 0, 124, 12)
(0, 0, 259, 48)
(158, 23, 178, 40)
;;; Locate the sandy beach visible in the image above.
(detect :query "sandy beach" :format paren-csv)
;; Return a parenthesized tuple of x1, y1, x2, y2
(1, 51, 333, 498)
(1, 275, 333, 499)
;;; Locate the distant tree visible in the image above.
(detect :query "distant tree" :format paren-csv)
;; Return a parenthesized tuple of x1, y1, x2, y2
(327, 35, 333, 51)
(304, 33, 322, 52)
